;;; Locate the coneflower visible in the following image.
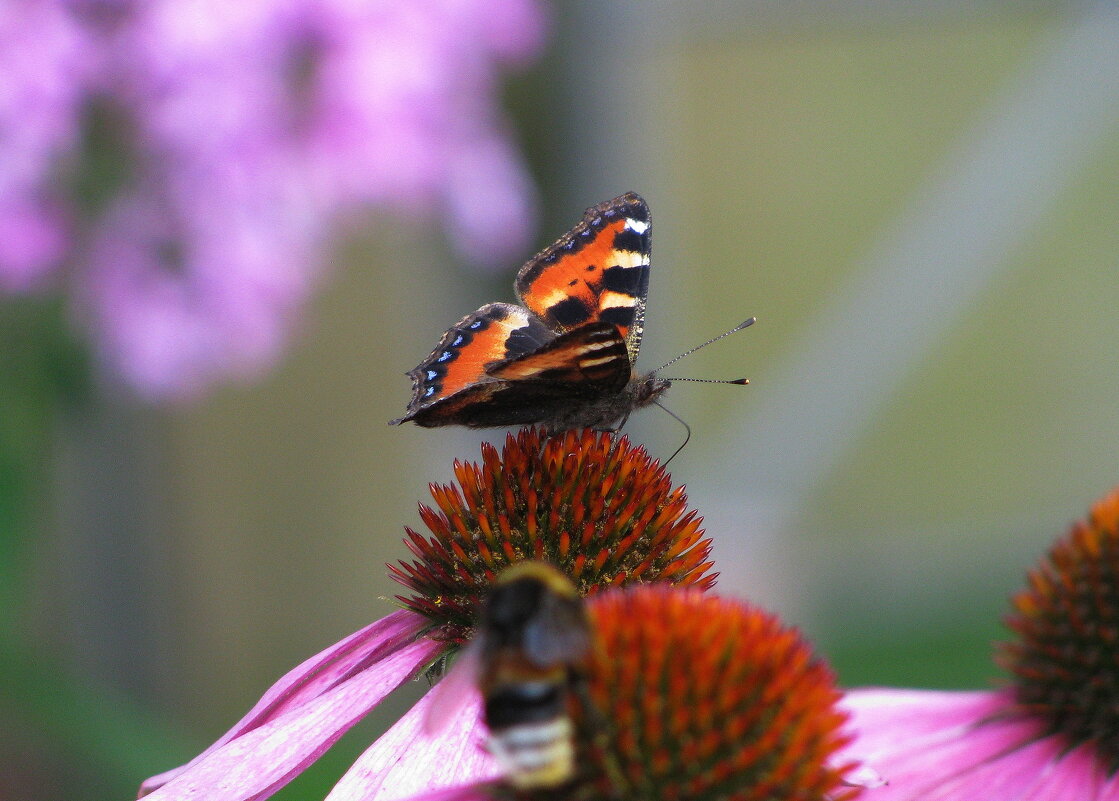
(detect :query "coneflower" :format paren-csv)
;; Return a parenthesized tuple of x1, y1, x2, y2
(138, 429, 714, 800)
(842, 485, 1119, 801)
(395, 582, 862, 801)
(393, 427, 715, 645)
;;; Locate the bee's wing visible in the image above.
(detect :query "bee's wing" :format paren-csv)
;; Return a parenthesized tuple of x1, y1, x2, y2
(422, 638, 484, 736)
(521, 591, 592, 669)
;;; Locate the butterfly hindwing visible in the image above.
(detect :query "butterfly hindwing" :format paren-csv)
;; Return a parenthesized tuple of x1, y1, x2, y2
(514, 193, 650, 362)
(488, 323, 630, 390)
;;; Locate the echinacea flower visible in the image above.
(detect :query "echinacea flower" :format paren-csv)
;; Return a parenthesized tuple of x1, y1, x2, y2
(139, 429, 715, 800)
(842, 485, 1119, 800)
(400, 581, 862, 801)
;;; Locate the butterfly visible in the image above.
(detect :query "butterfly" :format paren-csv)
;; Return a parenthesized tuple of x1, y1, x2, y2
(391, 192, 682, 431)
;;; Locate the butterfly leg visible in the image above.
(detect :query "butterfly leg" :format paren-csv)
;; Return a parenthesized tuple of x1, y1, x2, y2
(595, 410, 631, 435)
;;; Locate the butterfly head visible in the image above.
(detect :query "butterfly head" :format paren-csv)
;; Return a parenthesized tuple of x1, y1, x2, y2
(633, 372, 671, 409)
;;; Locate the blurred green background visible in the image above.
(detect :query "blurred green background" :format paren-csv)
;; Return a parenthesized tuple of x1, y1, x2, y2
(5, 3, 1119, 798)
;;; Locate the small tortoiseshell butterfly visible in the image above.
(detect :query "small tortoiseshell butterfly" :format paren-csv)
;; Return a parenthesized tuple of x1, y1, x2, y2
(391, 192, 747, 431)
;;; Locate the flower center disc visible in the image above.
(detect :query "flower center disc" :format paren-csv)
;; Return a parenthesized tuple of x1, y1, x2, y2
(1002, 488, 1119, 770)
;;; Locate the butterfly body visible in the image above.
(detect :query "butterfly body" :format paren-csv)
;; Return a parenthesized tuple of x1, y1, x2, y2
(392, 193, 665, 431)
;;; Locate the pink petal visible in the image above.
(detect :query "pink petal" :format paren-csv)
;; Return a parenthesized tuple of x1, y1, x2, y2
(842, 688, 1008, 743)
(1101, 763, 1119, 801)
(841, 687, 1117, 801)
(841, 689, 1007, 798)
(875, 724, 1014, 797)
(920, 736, 1067, 801)
(1022, 742, 1112, 801)
(394, 786, 494, 801)
(141, 610, 431, 794)
(326, 683, 499, 801)
(142, 634, 443, 801)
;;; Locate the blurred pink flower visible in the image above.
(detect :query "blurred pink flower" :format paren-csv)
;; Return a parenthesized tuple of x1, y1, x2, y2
(1, 0, 545, 399)
(78, 165, 319, 398)
(0, 194, 71, 291)
(0, 1, 93, 289)
(840, 486, 1119, 801)
(290, 0, 543, 257)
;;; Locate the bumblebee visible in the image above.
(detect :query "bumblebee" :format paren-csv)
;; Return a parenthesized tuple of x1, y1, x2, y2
(426, 562, 592, 789)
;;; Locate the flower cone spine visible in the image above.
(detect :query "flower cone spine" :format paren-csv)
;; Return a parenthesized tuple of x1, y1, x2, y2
(391, 428, 716, 645)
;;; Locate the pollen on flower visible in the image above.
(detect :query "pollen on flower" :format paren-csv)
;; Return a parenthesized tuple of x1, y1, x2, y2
(1001, 485, 1119, 772)
(389, 428, 715, 645)
(562, 586, 859, 801)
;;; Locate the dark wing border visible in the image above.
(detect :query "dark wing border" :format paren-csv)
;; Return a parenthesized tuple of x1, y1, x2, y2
(514, 193, 651, 361)
(398, 324, 632, 428)
(391, 302, 553, 424)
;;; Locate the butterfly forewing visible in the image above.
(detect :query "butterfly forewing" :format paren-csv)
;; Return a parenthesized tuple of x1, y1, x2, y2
(393, 302, 554, 422)
(515, 193, 651, 363)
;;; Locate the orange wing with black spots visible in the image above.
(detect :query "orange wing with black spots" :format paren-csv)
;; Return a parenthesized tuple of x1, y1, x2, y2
(515, 193, 650, 362)
(390, 303, 553, 424)
(391, 193, 670, 431)
(488, 323, 630, 391)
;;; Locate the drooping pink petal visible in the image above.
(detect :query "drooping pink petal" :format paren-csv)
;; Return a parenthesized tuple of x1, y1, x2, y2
(326, 684, 499, 801)
(839, 687, 1111, 801)
(1020, 742, 1111, 801)
(887, 718, 1041, 796)
(842, 689, 999, 798)
(922, 736, 1068, 801)
(142, 634, 443, 801)
(392, 786, 494, 801)
(1100, 762, 1119, 801)
(842, 688, 1009, 744)
(141, 610, 432, 795)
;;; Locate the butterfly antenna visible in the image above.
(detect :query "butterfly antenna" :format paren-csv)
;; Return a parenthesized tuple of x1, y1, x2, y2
(663, 376, 750, 385)
(654, 401, 691, 466)
(654, 317, 756, 374)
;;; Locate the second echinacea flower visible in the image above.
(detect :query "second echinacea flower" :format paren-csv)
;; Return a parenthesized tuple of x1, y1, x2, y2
(843, 485, 1119, 801)
(397, 580, 862, 801)
(139, 429, 714, 800)
(568, 584, 859, 800)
